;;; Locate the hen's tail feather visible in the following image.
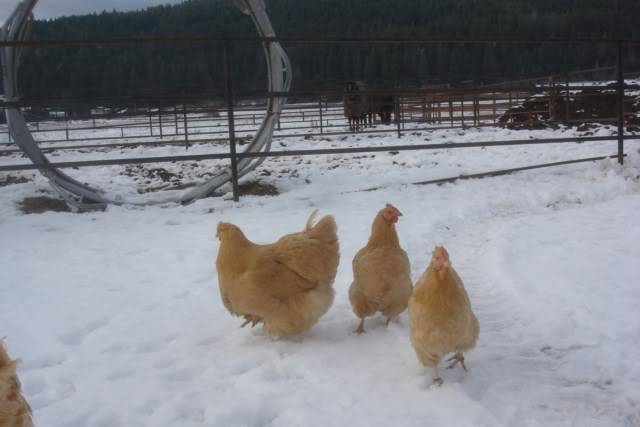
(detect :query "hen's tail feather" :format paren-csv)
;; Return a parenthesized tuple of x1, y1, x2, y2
(306, 214, 338, 244)
(305, 209, 319, 231)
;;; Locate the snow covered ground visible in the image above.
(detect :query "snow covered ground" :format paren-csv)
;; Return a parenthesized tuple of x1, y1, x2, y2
(1, 121, 640, 426)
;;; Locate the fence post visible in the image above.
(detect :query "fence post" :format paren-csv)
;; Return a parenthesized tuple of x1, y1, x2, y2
(6, 109, 11, 142)
(449, 96, 454, 127)
(565, 72, 570, 122)
(616, 40, 625, 165)
(548, 76, 559, 123)
(159, 106, 163, 139)
(224, 39, 240, 202)
(183, 103, 189, 149)
(174, 105, 179, 136)
(395, 96, 401, 138)
(148, 103, 153, 136)
(474, 92, 479, 126)
(319, 99, 324, 134)
(492, 91, 497, 124)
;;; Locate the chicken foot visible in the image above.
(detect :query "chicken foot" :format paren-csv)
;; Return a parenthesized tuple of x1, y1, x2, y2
(354, 318, 366, 335)
(240, 315, 262, 328)
(446, 352, 467, 371)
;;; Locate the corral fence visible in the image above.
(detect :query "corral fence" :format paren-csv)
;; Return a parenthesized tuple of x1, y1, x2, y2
(1, 36, 639, 202)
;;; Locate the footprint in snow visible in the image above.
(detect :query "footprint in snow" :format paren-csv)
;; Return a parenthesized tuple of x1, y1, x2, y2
(106, 369, 135, 381)
(21, 353, 66, 371)
(56, 411, 91, 427)
(164, 368, 195, 382)
(22, 375, 47, 395)
(58, 318, 110, 346)
(90, 414, 122, 427)
(152, 358, 176, 369)
(143, 303, 159, 312)
(102, 343, 127, 353)
(164, 332, 179, 342)
(195, 336, 218, 347)
(136, 399, 160, 415)
(174, 290, 191, 299)
(136, 341, 164, 354)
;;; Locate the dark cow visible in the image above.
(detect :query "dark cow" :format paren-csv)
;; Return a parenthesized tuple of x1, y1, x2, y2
(368, 93, 395, 125)
(344, 81, 398, 132)
(343, 81, 369, 131)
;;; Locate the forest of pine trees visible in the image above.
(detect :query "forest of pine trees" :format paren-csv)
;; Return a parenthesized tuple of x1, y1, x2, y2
(13, 0, 640, 99)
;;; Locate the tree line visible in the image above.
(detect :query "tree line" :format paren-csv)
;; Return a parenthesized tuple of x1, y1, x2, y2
(12, 0, 640, 100)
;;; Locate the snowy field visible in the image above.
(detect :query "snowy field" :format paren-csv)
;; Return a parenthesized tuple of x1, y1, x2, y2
(1, 120, 640, 426)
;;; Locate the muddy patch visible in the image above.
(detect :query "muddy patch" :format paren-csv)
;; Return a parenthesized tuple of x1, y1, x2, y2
(238, 180, 279, 197)
(122, 166, 186, 193)
(0, 175, 31, 187)
(19, 196, 70, 214)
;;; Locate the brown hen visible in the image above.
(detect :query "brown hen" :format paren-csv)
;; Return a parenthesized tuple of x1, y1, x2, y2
(349, 204, 412, 334)
(216, 210, 339, 338)
(409, 246, 479, 385)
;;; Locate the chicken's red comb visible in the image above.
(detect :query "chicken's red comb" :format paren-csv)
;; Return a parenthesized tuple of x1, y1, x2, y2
(384, 203, 402, 215)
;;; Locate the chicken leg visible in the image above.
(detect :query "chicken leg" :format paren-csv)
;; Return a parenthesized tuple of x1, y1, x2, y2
(431, 367, 443, 386)
(354, 318, 366, 335)
(446, 352, 467, 371)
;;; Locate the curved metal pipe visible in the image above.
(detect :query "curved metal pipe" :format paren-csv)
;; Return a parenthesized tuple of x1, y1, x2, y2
(1, 0, 291, 210)
(1, 0, 109, 211)
(180, 0, 291, 203)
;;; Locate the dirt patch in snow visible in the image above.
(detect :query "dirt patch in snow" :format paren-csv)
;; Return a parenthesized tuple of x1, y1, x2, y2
(19, 196, 70, 214)
(0, 175, 31, 187)
(238, 180, 279, 196)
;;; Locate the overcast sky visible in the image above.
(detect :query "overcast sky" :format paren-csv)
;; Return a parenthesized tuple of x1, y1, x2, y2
(1, 0, 185, 23)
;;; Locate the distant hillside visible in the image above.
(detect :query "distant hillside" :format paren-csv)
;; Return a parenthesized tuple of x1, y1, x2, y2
(15, 0, 640, 99)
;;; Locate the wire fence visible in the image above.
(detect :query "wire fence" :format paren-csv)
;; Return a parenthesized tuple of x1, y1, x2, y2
(1, 36, 639, 200)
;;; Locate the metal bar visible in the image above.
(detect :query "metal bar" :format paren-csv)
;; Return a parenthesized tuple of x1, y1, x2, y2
(0, 36, 636, 49)
(224, 39, 240, 202)
(4, 82, 638, 107)
(616, 40, 625, 164)
(411, 154, 625, 187)
(1, 135, 633, 172)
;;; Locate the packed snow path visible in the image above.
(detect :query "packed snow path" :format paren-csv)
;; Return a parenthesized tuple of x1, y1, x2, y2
(1, 127, 639, 426)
